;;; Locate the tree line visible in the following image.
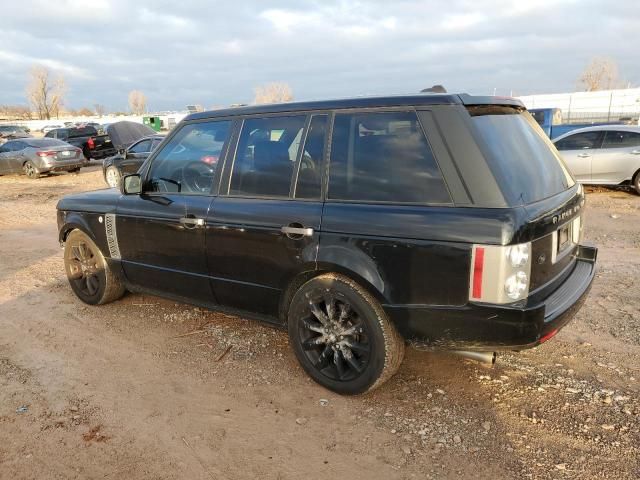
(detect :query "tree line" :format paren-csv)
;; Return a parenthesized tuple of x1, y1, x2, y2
(0, 57, 629, 121)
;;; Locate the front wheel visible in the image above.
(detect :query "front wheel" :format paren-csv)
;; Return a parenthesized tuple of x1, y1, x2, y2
(105, 166, 121, 188)
(64, 229, 125, 305)
(287, 274, 405, 395)
(633, 171, 640, 195)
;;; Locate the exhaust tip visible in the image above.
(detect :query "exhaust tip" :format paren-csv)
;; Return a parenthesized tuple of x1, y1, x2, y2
(452, 350, 497, 364)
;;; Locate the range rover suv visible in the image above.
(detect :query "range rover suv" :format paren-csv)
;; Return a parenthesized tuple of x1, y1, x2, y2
(56, 94, 597, 394)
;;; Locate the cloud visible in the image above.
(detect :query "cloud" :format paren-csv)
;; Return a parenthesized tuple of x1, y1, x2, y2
(0, 0, 637, 111)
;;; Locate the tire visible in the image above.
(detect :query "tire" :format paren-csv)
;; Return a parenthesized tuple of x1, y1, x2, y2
(287, 273, 405, 395)
(23, 161, 40, 179)
(633, 171, 640, 195)
(105, 166, 122, 188)
(83, 147, 91, 161)
(63, 229, 125, 305)
(68, 167, 81, 174)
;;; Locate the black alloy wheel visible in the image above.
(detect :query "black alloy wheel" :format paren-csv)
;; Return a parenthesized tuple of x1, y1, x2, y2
(288, 274, 404, 395)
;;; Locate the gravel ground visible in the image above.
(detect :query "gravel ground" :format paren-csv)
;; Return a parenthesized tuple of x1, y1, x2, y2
(0, 169, 638, 479)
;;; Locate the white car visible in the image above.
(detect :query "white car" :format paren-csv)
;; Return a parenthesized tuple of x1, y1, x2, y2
(553, 125, 640, 194)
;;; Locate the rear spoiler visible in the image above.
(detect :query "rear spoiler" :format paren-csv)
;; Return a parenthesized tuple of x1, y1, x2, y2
(457, 94, 525, 108)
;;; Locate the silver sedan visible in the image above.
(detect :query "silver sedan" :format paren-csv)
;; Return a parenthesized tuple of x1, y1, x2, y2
(553, 125, 640, 194)
(0, 137, 87, 179)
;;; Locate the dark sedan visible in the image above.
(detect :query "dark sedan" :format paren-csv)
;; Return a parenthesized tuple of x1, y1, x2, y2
(103, 134, 164, 188)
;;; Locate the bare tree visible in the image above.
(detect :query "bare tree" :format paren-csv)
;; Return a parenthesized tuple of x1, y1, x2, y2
(94, 103, 106, 117)
(77, 107, 94, 116)
(25, 66, 65, 120)
(0, 105, 32, 120)
(253, 82, 293, 104)
(578, 57, 620, 91)
(128, 90, 147, 115)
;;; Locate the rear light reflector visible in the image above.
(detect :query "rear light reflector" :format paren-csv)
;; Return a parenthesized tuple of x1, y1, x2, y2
(539, 329, 558, 344)
(36, 151, 56, 157)
(471, 247, 485, 299)
(87, 137, 95, 149)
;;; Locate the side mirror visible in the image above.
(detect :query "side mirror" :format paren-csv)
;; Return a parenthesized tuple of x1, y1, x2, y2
(121, 174, 142, 195)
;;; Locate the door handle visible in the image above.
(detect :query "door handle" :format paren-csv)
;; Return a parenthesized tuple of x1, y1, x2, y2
(179, 217, 205, 227)
(281, 225, 314, 237)
(577, 153, 591, 158)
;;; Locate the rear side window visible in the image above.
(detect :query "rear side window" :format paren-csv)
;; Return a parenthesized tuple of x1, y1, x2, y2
(68, 127, 97, 138)
(328, 111, 451, 204)
(602, 130, 640, 149)
(294, 114, 327, 199)
(555, 131, 604, 151)
(26, 139, 66, 148)
(229, 115, 306, 198)
(469, 107, 575, 205)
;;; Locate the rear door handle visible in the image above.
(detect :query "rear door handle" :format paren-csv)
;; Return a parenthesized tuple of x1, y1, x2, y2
(281, 225, 314, 237)
(180, 217, 205, 227)
(577, 153, 591, 158)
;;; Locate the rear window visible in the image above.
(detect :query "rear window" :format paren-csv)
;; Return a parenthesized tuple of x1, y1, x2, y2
(468, 106, 575, 205)
(26, 139, 67, 148)
(68, 127, 97, 138)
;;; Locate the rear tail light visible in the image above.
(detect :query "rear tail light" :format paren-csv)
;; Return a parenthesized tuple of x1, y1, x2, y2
(469, 242, 532, 304)
(36, 151, 57, 157)
(87, 137, 95, 149)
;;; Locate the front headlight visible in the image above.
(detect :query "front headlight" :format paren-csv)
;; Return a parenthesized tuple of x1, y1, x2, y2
(506, 243, 529, 268)
(504, 271, 529, 300)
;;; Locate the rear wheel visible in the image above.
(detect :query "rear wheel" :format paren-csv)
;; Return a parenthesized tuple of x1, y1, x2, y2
(64, 229, 125, 305)
(287, 274, 405, 395)
(633, 171, 640, 195)
(68, 167, 81, 174)
(105, 166, 122, 188)
(23, 161, 39, 179)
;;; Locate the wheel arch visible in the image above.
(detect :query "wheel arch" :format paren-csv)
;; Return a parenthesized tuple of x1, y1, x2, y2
(278, 262, 387, 324)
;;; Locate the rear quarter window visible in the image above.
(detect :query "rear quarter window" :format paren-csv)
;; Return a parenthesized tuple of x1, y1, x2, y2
(328, 111, 451, 204)
(468, 106, 575, 205)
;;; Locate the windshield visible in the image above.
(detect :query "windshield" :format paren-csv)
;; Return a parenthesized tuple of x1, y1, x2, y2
(468, 106, 575, 205)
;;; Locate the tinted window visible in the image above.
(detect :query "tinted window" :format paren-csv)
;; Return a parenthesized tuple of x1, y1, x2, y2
(554, 131, 603, 151)
(1, 141, 18, 152)
(129, 139, 152, 153)
(146, 121, 231, 195)
(602, 130, 640, 149)
(295, 115, 327, 199)
(530, 110, 545, 126)
(68, 127, 97, 138)
(230, 115, 306, 197)
(328, 111, 450, 204)
(469, 107, 575, 204)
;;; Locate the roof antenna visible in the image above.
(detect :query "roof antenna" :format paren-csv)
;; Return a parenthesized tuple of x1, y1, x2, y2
(420, 85, 447, 93)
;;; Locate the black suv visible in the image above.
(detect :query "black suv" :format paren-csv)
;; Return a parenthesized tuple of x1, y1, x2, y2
(56, 94, 597, 394)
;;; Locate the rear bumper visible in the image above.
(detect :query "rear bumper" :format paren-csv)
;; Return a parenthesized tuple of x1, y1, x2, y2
(386, 245, 597, 351)
(89, 148, 116, 160)
(40, 160, 89, 173)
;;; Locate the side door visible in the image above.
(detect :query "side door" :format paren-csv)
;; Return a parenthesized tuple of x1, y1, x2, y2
(0, 142, 15, 174)
(206, 114, 327, 318)
(121, 139, 152, 175)
(554, 131, 604, 182)
(594, 130, 640, 184)
(116, 120, 233, 304)
(7, 141, 28, 172)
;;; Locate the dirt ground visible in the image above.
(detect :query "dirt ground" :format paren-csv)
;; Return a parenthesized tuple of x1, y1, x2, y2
(0, 167, 638, 480)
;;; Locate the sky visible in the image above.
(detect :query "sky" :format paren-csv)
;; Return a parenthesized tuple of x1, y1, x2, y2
(1, 0, 638, 112)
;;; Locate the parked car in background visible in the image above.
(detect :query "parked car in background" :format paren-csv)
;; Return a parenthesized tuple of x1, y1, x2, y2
(41, 124, 64, 134)
(553, 125, 640, 194)
(0, 125, 31, 144)
(529, 108, 623, 139)
(45, 126, 116, 160)
(0, 138, 86, 178)
(57, 94, 597, 394)
(103, 134, 164, 188)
